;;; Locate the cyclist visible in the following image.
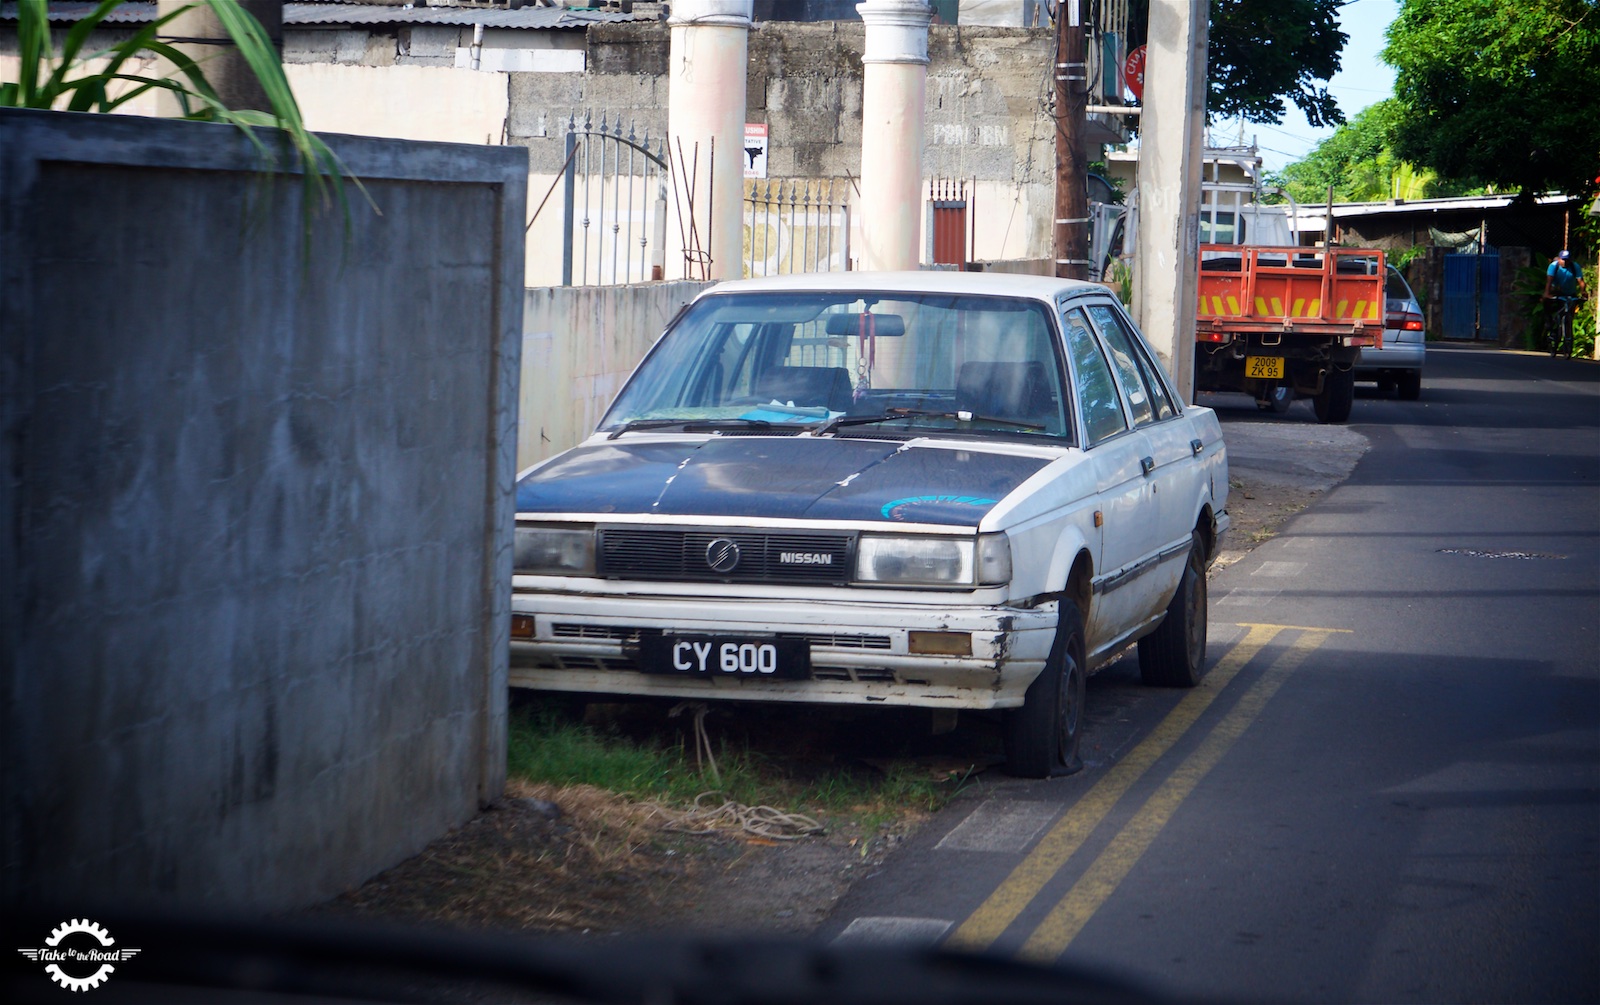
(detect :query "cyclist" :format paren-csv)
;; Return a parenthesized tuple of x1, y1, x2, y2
(1542, 250, 1588, 356)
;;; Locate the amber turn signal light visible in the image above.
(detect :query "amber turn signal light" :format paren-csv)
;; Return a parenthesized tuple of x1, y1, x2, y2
(510, 614, 536, 640)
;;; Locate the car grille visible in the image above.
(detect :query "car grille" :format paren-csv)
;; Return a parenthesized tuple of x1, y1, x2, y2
(776, 631, 892, 650)
(550, 624, 892, 651)
(599, 529, 855, 585)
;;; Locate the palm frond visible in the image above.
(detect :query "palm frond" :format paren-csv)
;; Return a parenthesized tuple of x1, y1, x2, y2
(1, 0, 377, 257)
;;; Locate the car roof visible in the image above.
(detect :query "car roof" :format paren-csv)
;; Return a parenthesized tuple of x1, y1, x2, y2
(696, 270, 1110, 302)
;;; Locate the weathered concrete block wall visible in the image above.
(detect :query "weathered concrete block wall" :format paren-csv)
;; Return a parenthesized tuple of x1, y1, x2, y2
(746, 21, 866, 180)
(508, 21, 1054, 280)
(519, 281, 713, 469)
(0, 108, 526, 909)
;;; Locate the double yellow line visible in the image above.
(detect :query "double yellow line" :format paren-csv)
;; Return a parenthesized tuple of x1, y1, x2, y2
(945, 622, 1345, 963)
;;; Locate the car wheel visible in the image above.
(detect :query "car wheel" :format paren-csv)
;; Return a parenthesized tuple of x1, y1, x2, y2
(1397, 370, 1422, 401)
(1138, 530, 1207, 688)
(1313, 367, 1354, 424)
(1003, 599, 1086, 778)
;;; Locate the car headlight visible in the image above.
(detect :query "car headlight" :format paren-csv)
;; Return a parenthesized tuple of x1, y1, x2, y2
(514, 524, 595, 576)
(855, 533, 1011, 587)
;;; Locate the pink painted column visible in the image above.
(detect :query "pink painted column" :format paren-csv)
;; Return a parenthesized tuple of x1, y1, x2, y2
(667, 0, 751, 281)
(857, 0, 933, 272)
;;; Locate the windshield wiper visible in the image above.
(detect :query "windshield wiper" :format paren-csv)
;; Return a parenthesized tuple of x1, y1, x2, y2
(607, 418, 688, 439)
(816, 407, 1043, 436)
(607, 418, 774, 440)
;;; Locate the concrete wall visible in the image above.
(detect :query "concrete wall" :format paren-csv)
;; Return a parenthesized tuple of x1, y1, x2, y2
(0, 108, 526, 910)
(519, 281, 713, 470)
(288, 62, 510, 146)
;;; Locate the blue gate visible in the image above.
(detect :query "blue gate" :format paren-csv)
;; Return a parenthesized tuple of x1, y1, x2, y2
(1442, 252, 1500, 341)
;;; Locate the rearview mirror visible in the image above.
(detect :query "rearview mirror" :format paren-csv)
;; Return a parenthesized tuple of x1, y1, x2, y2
(824, 313, 906, 337)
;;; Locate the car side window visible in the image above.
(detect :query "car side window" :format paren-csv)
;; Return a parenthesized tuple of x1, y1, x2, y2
(1062, 307, 1128, 445)
(1088, 304, 1177, 423)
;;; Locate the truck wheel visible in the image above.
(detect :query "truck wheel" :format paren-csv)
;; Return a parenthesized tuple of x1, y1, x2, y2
(1138, 531, 1207, 688)
(1003, 600, 1086, 778)
(1314, 368, 1354, 424)
(1398, 370, 1422, 401)
(1256, 384, 1293, 413)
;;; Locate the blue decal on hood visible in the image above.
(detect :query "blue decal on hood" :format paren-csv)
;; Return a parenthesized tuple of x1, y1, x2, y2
(880, 494, 999, 521)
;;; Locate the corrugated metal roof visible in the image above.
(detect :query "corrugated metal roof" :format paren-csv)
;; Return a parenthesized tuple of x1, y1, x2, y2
(1297, 193, 1575, 223)
(0, 2, 641, 29)
(284, 3, 641, 28)
(0, 1, 159, 24)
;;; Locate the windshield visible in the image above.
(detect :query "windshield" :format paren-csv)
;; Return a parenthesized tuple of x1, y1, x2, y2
(601, 291, 1072, 441)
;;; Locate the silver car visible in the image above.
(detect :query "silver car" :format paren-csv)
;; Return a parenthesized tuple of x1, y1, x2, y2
(1354, 265, 1425, 399)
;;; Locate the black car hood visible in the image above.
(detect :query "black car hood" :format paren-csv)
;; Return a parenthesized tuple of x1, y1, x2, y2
(515, 436, 1052, 527)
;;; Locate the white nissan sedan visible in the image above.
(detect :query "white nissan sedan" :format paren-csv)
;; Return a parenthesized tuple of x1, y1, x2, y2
(510, 272, 1229, 777)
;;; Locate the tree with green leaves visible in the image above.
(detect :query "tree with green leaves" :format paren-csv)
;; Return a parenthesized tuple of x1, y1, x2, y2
(1267, 99, 1478, 205)
(1127, 0, 1348, 126)
(1384, 0, 1600, 200)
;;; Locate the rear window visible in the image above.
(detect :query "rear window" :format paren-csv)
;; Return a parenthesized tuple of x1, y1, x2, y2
(1386, 268, 1416, 300)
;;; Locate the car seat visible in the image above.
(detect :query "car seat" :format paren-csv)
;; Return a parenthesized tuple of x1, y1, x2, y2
(955, 360, 1055, 429)
(751, 366, 855, 413)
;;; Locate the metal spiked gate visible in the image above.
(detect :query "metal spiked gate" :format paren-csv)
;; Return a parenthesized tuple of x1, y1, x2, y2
(560, 114, 669, 286)
(743, 179, 852, 277)
(930, 178, 970, 268)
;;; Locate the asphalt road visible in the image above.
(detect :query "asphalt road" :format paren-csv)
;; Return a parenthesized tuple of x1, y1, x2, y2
(819, 344, 1600, 1004)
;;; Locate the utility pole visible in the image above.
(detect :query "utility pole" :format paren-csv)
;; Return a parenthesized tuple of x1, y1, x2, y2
(1054, 0, 1088, 280)
(1131, 0, 1207, 401)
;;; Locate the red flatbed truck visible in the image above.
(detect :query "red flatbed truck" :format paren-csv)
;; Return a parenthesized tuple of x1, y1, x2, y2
(1193, 245, 1386, 423)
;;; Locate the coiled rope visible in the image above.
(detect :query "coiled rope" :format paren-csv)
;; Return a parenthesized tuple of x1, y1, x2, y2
(659, 701, 825, 840)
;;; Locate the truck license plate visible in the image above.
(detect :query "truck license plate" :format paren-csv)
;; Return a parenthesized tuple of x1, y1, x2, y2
(1246, 356, 1285, 379)
(637, 635, 810, 679)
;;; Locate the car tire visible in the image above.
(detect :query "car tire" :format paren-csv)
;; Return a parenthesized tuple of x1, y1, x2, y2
(1314, 367, 1354, 424)
(1003, 599, 1086, 778)
(1397, 370, 1422, 401)
(1138, 530, 1207, 688)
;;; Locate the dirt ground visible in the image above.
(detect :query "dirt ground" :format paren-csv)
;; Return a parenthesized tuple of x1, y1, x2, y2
(314, 420, 1366, 942)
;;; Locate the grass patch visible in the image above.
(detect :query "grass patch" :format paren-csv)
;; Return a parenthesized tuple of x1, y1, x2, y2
(506, 700, 975, 828)
(508, 704, 764, 805)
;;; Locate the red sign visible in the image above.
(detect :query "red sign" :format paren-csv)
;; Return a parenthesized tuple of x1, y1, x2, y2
(1123, 44, 1147, 102)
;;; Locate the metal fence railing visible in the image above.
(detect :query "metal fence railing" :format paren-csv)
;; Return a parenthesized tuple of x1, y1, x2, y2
(743, 178, 852, 278)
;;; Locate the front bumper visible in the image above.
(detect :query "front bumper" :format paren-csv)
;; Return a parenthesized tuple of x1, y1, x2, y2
(509, 593, 1060, 709)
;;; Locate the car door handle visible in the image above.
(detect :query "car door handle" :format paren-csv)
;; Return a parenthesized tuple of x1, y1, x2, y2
(1141, 456, 1155, 476)
(1191, 438, 1204, 456)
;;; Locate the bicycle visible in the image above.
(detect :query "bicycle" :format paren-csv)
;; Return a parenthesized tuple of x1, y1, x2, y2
(1542, 295, 1582, 358)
